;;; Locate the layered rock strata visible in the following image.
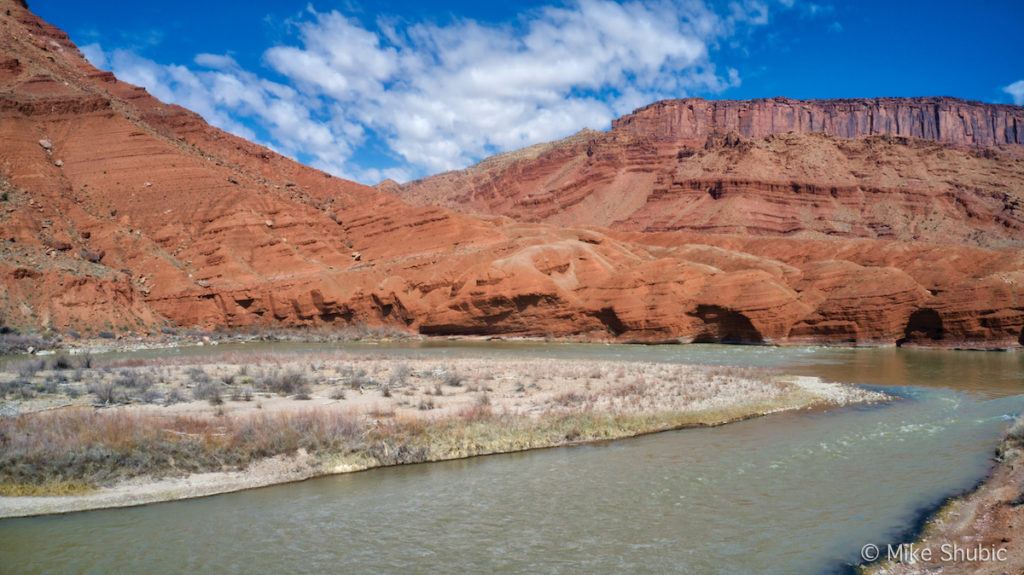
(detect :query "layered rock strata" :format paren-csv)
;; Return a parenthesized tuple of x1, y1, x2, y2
(0, 0, 1021, 348)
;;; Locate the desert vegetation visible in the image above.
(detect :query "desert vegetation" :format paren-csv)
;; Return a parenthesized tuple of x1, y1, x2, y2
(0, 329, 52, 356)
(0, 351, 884, 498)
(0, 322, 414, 362)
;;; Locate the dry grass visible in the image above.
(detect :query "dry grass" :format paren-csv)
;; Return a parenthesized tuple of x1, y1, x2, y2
(0, 332, 53, 355)
(0, 408, 364, 489)
(0, 480, 94, 497)
(0, 352, 883, 495)
(0, 380, 872, 494)
(0, 402, 737, 492)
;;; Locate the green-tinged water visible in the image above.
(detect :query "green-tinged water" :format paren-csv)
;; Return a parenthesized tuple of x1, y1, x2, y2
(1, 344, 1021, 574)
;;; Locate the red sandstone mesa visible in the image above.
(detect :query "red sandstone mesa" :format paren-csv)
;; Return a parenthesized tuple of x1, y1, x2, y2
(0, 0, 1021, 348)
(612, 97, 1023, 147)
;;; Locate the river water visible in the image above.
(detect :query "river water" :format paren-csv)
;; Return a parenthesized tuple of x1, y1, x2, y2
(1, 344, 1021, 574)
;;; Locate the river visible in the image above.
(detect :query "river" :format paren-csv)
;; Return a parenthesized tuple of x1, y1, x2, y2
(1, 343, 1021, 574)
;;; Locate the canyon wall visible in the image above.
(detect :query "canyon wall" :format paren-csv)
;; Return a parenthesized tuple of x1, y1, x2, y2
(612, 97, 1024, 147)
(0, 0, 1021, 349)
(399, 116, 1024, 249)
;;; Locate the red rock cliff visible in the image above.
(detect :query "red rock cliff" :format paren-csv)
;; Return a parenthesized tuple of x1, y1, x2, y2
(1, 0, 1022, 349)
(612, 97, 1024, 147)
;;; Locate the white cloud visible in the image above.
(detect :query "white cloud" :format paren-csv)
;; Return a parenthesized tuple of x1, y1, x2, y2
(194, 53, 240, 70)
(1005, 80, 1024, 105)
(86, 0, 771, 182)
(80, 43, 107, 68)
(265, 9, 398, 102)
(84, 43, 360, 177)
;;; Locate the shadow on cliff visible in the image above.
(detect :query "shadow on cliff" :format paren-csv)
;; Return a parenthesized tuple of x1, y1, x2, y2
(897, 308, 944, 347)
(689, 305, 764, 344)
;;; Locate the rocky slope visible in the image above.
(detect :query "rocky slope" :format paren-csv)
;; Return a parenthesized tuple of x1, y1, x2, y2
(398, 100, 1024, 249)
(0, 0, 1022, 348)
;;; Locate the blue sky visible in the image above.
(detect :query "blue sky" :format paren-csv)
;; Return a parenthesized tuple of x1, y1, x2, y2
(33, 0, 1024, 183)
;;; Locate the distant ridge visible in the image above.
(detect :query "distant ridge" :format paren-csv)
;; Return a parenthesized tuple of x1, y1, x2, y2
(613, 96, 1024, 147)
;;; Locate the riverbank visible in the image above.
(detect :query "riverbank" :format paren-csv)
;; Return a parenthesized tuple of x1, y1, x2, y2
(0, 325, 419, 357)
(0, 353, 885, 518)
(3, 326, 1022, 361)
(862, 416, 1024, 575)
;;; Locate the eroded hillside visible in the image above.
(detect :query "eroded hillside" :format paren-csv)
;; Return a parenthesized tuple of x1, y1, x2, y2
(1, 0, 1021, 348)
(399, 100, 1024, 248)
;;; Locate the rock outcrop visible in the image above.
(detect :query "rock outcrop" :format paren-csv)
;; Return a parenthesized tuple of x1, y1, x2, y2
(0, 0, 1021, 349)
(396, 97, 1024, 348)
(612, 97, 1024, 147)
(399, 102, 1024, 249)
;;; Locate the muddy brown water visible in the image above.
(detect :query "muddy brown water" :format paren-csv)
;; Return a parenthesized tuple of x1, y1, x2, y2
(1, 344, 1021, 574)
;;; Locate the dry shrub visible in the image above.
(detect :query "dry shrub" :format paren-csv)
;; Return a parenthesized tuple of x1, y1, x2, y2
(88, 381, 127, 405)
(442, 371, 463, 387)
(388, 363, 411, 387)
(458, 403, 494, 422)
(14, 359, 44, 378)
(340, 366, 375, 390)
(553, 391, 587, 407)
(164, 388, 187, 406)
(0, 333, 51, 355)
(114, 369, 154, 391)
(49, 353, 75, 370)
(230, 386, 255, 402)
(259, 369, 310, 396)
(0, 408, 363, 488)
(192, 380, 223, 404)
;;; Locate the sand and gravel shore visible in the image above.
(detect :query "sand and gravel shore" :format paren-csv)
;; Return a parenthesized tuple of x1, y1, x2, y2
(862, 417, 1024, 575)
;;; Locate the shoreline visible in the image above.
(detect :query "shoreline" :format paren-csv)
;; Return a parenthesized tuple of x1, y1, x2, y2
(860, 416, 1024, 575)
(3, 330, 1021, 360)
(0, 355, 885, 518)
